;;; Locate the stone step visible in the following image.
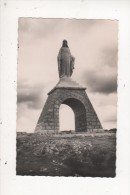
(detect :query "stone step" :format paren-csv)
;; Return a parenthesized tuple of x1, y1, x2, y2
(55, 76, 86, 89)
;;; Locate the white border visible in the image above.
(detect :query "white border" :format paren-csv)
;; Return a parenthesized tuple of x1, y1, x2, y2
(1, 1, 130, 195)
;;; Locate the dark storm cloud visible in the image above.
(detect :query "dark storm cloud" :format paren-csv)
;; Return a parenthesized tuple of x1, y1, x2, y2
(82, 46, 117, 94)
(17, 83, 44, 109)
(84, 71, 117, 94)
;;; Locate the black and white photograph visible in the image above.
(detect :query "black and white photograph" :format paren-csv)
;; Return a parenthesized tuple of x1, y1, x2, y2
(1, 1, 130, 195)
(16, 18, 117, 177)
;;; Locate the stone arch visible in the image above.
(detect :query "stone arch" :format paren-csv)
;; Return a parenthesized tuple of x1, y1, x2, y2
(35, 88, 102, 132)
(61, 98, 87, 132)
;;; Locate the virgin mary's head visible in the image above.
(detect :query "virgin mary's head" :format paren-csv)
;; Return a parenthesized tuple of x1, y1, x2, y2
(62, 40, 68, 47)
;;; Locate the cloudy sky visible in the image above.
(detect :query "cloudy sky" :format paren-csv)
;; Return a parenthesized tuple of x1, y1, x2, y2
(17, 18, 118, 132)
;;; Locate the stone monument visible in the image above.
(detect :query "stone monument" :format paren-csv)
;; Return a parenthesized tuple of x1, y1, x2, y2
(35, 40, 102, 132)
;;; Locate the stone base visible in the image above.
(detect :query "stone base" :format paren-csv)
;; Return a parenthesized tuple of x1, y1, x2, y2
(35, 83, 102, 132)
(35, 129, 105, 135)
(35, 130, 59, 134)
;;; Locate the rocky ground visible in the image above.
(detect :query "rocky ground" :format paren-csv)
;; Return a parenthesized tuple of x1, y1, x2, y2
(16, 131, 116, 177)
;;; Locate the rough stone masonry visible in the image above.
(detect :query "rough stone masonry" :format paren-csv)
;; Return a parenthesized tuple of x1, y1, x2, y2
(35, 40, 102, 132)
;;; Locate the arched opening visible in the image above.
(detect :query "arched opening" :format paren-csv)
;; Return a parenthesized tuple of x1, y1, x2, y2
(59, 104, 75, 131)
(60, 98, 87, 132)
(35, 88, 102, 132)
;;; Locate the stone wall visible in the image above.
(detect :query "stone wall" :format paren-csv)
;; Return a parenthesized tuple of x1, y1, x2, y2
(35, 87, 102, 132)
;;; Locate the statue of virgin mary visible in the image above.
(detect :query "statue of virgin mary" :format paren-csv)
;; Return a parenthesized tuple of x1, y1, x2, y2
(57, 40, 75, 78)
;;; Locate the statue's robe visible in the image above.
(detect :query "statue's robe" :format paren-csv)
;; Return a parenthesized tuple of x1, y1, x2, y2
(58, 47, 75, 78)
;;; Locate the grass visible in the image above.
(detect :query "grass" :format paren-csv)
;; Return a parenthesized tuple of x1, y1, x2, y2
(16, 131, 116, 177)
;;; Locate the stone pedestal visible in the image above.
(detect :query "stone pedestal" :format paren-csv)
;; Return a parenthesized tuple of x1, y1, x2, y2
(35, 77, 102, 132)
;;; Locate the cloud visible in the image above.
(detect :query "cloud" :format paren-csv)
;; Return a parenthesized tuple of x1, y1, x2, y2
(17, 82, 45, 109)
(104, 118, 117, 123)
(19, 18, 97, 38)
(83, 70, 117, 94)
(82, 46, 117, 94)
(94, 103, 117, 129)
(101, 47, 118, 68)
(17, 104, 41, 132)
(18, 18, 112, 47)
(18, 18, 65, 44)
(102, 107, 117, 123)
